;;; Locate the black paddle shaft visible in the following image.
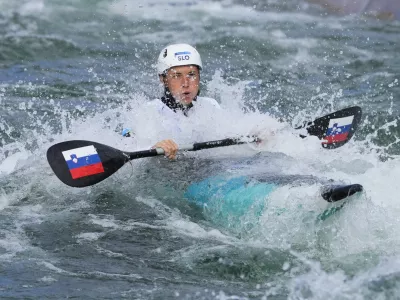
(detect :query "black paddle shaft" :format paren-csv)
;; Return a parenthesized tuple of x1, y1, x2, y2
(192, 137, 260, 151)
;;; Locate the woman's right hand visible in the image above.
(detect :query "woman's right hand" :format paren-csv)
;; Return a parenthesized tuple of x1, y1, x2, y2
(152, 139, 179, 160)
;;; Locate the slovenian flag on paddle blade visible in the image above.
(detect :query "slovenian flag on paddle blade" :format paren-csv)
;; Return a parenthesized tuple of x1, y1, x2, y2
(62, 145, 104, 179)
(323, 115, 354, 144)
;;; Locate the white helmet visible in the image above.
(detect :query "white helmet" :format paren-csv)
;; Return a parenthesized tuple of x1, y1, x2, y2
(157, 43, 203, 75)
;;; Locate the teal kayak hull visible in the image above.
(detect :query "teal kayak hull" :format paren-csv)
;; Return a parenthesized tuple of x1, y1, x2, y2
(185, 175, 363, 229)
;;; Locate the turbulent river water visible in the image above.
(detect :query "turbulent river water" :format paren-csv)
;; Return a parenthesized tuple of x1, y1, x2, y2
(1, 0, 400, 299)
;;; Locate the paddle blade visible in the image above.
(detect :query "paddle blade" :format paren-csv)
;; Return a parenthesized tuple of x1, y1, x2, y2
(306, 106, 362, 149)
(46, 140, 129, 187)
(321, 183, 363, 202)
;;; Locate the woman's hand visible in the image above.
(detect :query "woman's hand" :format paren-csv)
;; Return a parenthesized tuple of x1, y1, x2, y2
(152, 139, 179, 160)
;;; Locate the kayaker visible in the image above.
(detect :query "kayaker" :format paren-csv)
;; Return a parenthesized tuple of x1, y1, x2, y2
(123, 43, 221, 160)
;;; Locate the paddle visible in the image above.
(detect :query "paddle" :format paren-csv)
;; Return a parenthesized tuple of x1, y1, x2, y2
(47, 106, 362, 187)
(46, 137, 260, 188)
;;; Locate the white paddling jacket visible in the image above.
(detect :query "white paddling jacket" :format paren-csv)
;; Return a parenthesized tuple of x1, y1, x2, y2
(122, 97, 222, 147)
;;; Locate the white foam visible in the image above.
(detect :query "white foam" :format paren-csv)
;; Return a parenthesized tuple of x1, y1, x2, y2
(0, 151, 29, 175)
(166, 218, 235, 242)
(19, 0, 45, 16)
(136, 196, 237, 243)
(39, 276, 57, 283)
(287, 251, 400, 299)
(88, 214, 125, 230)
(0, 233, 28, 258)
(76, 232, 105, 243)
(0, 189, 11, 211)
(94, 245, 125, 258)
(39, 261, 79, 276)
(105, 0, 342, 30)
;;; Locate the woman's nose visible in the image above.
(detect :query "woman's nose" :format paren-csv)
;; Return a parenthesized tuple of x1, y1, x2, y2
(182, 76, 190, 87)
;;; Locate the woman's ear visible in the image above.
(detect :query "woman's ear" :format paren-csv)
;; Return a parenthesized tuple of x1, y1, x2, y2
(159, 75, 167, 86)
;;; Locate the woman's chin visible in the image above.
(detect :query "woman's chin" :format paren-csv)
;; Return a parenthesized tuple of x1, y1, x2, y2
(179, 97, 193, 106)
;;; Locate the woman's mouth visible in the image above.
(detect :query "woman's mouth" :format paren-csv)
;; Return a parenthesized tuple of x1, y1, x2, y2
(181, 92, 192, 100)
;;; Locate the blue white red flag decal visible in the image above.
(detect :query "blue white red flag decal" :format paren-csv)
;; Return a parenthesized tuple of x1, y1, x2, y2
(323, 115, 354, 144)
(62, 145, 104, 179)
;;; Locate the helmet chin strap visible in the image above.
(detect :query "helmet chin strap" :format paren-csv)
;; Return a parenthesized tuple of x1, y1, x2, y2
(161, 87, 200, 116)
